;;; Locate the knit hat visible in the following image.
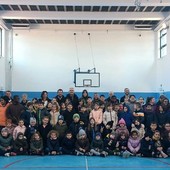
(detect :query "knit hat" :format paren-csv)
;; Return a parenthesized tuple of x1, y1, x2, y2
(78, 129, 86, 137)
(119, 118, 126, 125)
(58, 115, 64, 121)
(1, 128, 9, 133)
(73, 113, 80, 120)
(30, 117, 36, 124)
(95, 132, 102, 137)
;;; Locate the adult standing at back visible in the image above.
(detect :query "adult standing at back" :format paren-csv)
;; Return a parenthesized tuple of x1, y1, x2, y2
(66, 88, 79, 112)
(6, 95, 25, 125)
(0, 96, 9, 130)
(120, 88, 130, 103)
(55, 89, 65, 106)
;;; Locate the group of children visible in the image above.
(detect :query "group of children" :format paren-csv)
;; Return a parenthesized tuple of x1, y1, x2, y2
(0, 89, 170, 158)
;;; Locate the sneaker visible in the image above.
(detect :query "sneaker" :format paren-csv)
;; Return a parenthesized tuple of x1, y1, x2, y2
(4, 153, 10, 157)
(123, 150, 132, 158)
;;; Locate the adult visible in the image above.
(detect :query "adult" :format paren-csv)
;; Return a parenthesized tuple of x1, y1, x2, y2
(39, 91, 51, 108)
(0, 96, 9, 130)
(55, 89, 66, 106)
(6, 95, 25, 125)
(4, 90, 12, 103)
(65, 88, 79, 112)
(120, 88, 130, 103)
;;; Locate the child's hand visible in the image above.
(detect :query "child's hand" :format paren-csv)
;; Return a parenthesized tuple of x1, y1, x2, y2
(20, 148, 23, 151)
(51, 151, 56, 155)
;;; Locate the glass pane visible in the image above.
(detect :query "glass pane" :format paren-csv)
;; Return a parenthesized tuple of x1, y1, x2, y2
(161, 35, 167, 46)
(160, 28, 167, 36)
(160, 46, 167, 58)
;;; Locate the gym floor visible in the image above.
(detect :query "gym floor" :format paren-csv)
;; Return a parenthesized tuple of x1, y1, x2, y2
(0, 155, 170, 170)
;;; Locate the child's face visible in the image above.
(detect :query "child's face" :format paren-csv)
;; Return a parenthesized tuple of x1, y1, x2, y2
(94, 104, 99, 110)
(18, 135, 24, 139)
(135, 120, 140, 126)
(154, 132, 160, 139)
(66, 133, 72, 139)
(34, 133, 40, 140)
(80, 134, 86, 139)
(87, 98, 92, 103)
(67, 104, 73, 111)
(165, 124, 170, 131)
(123, 107, 128, 112)
(90, 119, 95, 124)
(39, 104, 44, 110)
(145, 136, 150, 141)
(120, 135, 126, 140)
(61, 103, 66, 109)
(52, 105, 57, 111)
(95, 135, 101, 140)
(107, 106, 112, 111)
(58, 119, 63, 124)
(120, 123, 125, 127)
(81, 107, 86, 112)
(132, 133, 138, 139)
(42, 118, 49, 125)
(51, 132, 57, 139)
(150, 124, 157, 130)
(74, 117, 80, 123)
(19, 120, 24, 126)
(1, 131, 8, 137)
(28, 105, 33, 110)
(30, 121, 36, 126)
(52, 98, 57, 103)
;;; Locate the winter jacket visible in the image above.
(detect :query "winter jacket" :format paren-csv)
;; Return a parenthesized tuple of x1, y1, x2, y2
(30, 138, 43, 152)
(89, 109, 103, 125)
(91, 139, 104, 151)
(128, 136, 141, 153)
(47, 137, 60, 152)
(75, 138, 90, 152)
(61, 137, 75, 154)
(0, 134, 13, 151)
(13, 125, 26, 140)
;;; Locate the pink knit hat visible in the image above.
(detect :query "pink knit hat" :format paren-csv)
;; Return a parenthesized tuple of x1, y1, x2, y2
(119, 118, 126, 125)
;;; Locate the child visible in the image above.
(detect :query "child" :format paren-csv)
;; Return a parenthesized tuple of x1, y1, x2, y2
(20, 102, 37, 127)
(133, 102, 144, 124)
(79, 105, 89, 128)
(60, 102, 66, 115)
(38, 116, 52, 150)
(103, 104, 118, 131)
(146, 122, 158, 138)
(140, 133, 152, 157)
(30, 132, 44, 155)
(61, 131, 75, 155)
(89, 103, 103, 131)
(151, 130, 168, 158)
(63, 103, 75, 127)
(50, 103, 60, 127)
(0, 128, 13, 156)
(5, 119, 17, 135)
(13, 132, 28, 155)
(127, 130, 141, 156)
(75, 129, 90, 156)
(69, 113, 83, 139)
(87, 118, 98, 143)
(116, 133, 128, 156)
(36, 101, 50, 126)
(104, 132, 118, 155)
(90, 132, 108, 157)
(54, 115, 68, 144)
(131, 119, 145, 139)
(46, 130, 60, 155)
(118, 105, 133, 132)
(13, 119, 26, 140)
(101, 121, 112, 139)
(25, 117, 38, 143)
(115, 118, 129, 139)
(163, 131, 170, 156)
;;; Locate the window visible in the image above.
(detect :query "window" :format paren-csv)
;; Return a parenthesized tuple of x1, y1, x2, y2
(159, 28, 167, 58)
(0, 28, 2, 56)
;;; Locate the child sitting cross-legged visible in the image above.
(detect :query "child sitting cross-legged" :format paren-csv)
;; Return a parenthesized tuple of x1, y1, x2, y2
(61, 131, 75, 155)
(75, 129, 90, 156)
(90, 132, 108, 157)
(30, 132, 44, 155)
(12, 132, 28, 155)
(46, 130, 61, 155)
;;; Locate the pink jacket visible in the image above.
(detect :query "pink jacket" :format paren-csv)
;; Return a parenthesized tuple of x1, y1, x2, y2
(128, 137, 141, 153)
(13, 125, 26, 140)
(89, 109, 103, 125)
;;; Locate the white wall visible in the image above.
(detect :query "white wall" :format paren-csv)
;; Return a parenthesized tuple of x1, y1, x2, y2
(12, 29, 156, 92)
(0, 29, 12, 91)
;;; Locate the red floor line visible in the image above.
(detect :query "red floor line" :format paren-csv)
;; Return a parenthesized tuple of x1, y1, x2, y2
(3, 157, 39, 169)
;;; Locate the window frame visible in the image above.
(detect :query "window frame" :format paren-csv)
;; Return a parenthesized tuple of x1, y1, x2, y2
(159, 28, 167, 58)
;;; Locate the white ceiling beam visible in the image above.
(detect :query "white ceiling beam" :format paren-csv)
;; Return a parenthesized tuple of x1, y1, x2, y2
(0, 0, 170, 6)
(0, 11, 168, 20)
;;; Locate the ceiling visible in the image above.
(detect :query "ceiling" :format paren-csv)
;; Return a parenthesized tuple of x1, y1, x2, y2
(0, 0, 170, 30)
